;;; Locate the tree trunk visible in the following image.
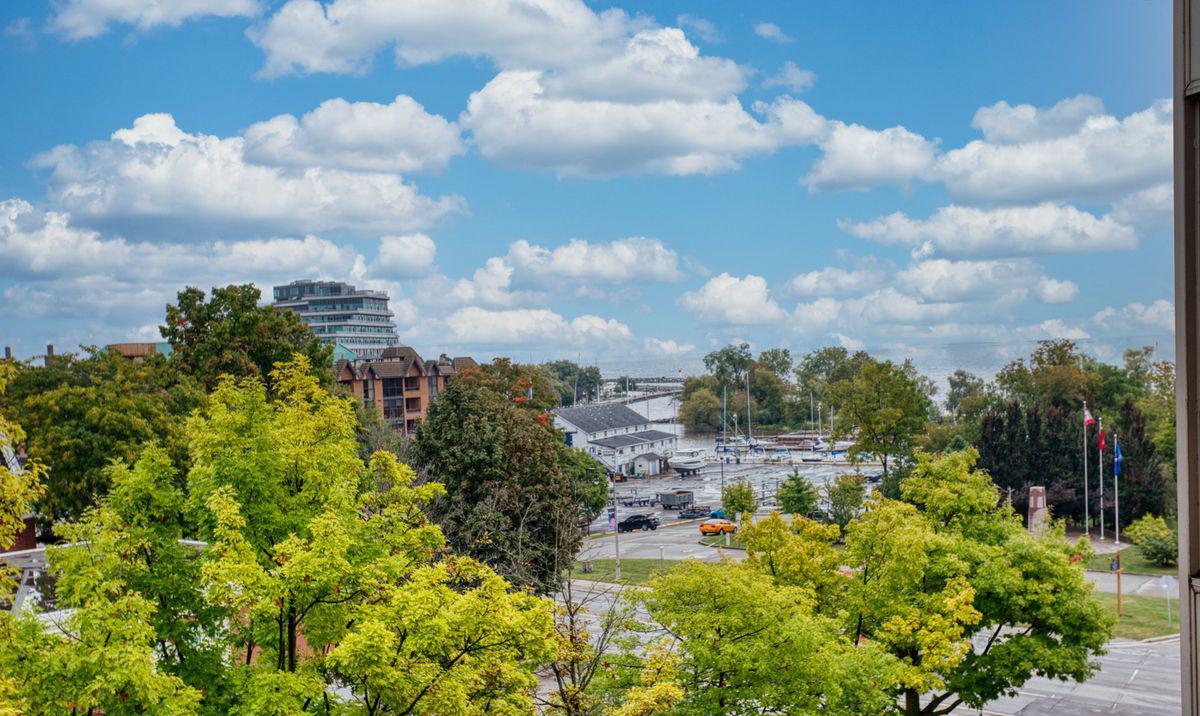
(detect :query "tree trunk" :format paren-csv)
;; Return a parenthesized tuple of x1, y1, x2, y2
(905, 688, 921, 716)
(286, 602, 298, 672)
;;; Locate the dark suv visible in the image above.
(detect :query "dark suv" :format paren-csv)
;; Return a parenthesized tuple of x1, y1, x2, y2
(617, 514, 660, 532)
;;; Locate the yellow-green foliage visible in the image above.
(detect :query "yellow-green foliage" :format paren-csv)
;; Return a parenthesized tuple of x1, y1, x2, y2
(0, 356, 557, 716)
(1125, 514, 1178, 566)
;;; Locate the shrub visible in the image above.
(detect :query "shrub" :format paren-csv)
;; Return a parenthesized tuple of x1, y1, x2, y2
(1125, 514, 1178, 567)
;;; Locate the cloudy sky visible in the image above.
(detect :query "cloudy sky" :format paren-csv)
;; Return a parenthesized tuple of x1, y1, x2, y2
(0, 0, 1172, 377)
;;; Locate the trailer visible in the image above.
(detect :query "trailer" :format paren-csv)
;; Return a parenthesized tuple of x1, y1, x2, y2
(656, 490, 695, 510)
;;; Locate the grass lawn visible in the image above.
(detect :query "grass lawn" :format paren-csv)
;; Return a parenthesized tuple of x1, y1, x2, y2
(1091, 591, 1179, 640)
(574, 558, 681, 585)
(699, 534, 746, 549)
(1085, 546, 1176, 576)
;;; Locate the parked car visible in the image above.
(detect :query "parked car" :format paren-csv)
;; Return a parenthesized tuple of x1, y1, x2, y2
(698, 519, 738, 535)
(679, 505, 713, 520)
(617, 514, 661, 532)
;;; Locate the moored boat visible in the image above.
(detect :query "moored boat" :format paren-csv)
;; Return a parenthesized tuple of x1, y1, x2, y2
(668, 449, 706, 475)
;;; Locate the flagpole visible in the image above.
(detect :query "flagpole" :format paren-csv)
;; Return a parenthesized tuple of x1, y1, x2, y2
(1083, 401, 1090, 536)
(1098, 417, 1105, 541)
(1114, 433, 1121, 546)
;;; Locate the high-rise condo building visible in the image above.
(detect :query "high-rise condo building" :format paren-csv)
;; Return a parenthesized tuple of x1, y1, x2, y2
(271, 279, 400, 359)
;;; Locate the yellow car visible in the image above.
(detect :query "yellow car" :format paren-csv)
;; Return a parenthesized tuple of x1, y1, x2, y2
(699, 519, 738, 536)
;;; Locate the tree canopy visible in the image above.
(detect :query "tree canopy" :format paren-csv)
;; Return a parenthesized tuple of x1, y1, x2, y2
(162, 284, 331, 390)
(412, 360, 606, 594)
(0, 357, 558, 716)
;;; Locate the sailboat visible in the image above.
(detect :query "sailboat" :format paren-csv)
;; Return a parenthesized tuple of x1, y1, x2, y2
(715, 376, 759, 453)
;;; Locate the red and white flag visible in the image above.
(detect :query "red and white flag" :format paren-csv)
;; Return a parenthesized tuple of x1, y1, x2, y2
(1083, 405, 1095, 427)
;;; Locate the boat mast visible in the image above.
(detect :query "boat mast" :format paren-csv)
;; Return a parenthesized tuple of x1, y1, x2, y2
(746, 366, 753, 443)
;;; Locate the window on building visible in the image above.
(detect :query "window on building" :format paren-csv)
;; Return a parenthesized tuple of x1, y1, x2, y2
(382, 378, 403, 398)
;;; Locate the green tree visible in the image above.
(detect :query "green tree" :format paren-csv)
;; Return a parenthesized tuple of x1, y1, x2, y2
(1139, 360, 1176, 489)
(1114, 398, 1169, 521)
(613, 376, 639, 395)
(2, 356, 558, 715)
(777, 469, 819, 517)
(162, 284, 331, 390)
(794, 346, 865, 415)
(0, 450, 206, 716)
(413, 363, 604, 593)
(0, 361, 46, 597)
(2, 348, 202, 528)
(1, 511, 204, 716)
(610, 561, 898, 715)
(748, 369, 789, 426)
(892, 450, 1111, 714)
(757, 348, 793, 378)
(734, 450, 1112, 716)
(824, 472, 866, 530)
(193, 357, 558, 713)
(678, 386, 721, 431)
(830, 358, 932, 480)
(721, 479, 758, 520)
(703, 343, 752, 393)
(541, 360, 603, 405)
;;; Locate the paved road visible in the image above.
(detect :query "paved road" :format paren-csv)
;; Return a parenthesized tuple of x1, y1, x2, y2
(958, 637, 1180, 714)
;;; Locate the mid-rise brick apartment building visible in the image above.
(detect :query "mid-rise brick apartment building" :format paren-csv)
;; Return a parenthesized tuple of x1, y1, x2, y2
(337, 346, 477, 433)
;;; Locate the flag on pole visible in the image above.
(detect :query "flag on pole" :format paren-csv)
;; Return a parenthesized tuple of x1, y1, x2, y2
(1098, 423, 1106, 451)
(1084, 404, 1095, 427)
(1114, 437, 1123, 476)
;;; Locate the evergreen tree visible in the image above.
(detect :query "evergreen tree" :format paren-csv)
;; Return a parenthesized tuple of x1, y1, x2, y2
(1115, 398, 1168, 521)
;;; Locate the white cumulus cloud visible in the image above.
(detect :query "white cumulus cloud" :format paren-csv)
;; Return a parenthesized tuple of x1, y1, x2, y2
(679, 273, 787, 325)
(787, 266, 881, 296)
(243, 95, 463, 173)
(936, 99, 1171, 204)
(249, 0, 633, 77)
(50, 0, 259, 40)
(1092, 300, 1175, 334)
(841, 203, 1137, 258)
(373, 234, 437, 278)
(970, 94, 1106, 144)
(804, 122, 938, 192)
(31, 113, 463, 239)
(444, 307, 632, 346)
(506, 236, 683, 285)
(644, 337, 696, 355)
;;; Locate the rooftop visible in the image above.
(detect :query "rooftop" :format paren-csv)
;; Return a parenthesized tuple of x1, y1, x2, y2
(589, 429, 675, 449)
(554, 403, 649, 434)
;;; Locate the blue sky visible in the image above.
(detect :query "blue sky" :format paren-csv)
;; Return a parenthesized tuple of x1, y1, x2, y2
(0, 0, 1173, 379)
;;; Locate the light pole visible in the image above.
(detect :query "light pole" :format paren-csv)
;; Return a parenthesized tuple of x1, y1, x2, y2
(606, 473, 621, 581)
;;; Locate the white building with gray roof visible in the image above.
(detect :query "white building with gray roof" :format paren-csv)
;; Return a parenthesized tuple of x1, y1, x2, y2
(553, 403, 677, 476)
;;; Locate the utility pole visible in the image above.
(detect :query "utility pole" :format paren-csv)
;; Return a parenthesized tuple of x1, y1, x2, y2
(1099, 417, 1106, 541)
(721, 384, 727, 493)
(606, 485, 621, 581)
